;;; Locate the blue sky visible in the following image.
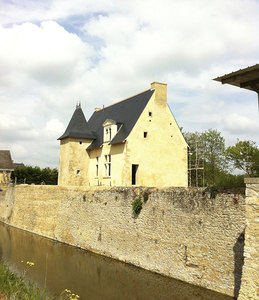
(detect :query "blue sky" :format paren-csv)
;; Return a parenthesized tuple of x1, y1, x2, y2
(0, 0, 258, 167)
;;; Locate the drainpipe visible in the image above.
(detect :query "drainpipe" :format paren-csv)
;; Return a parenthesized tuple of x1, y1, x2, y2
(248, 83, 259, 113)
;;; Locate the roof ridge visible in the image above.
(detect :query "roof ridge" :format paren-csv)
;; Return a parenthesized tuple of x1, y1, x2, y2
(99, 89, 151, 111)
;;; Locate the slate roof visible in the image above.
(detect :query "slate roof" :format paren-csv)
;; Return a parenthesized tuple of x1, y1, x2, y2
(58, 104, 97, 140)
(87, 89, 154, 150)
(0, 150, 14, 171)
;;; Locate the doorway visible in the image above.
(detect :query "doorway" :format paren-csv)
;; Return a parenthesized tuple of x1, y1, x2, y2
(132, 164, 138, 185)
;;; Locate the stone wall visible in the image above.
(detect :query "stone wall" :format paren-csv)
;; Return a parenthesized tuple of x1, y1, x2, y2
(238, 178, 259, 300)
(0, 185, 246, 296)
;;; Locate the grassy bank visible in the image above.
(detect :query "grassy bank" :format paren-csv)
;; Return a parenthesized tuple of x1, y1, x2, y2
(0, 262, 80, 300)
(0, 262, 50, 299)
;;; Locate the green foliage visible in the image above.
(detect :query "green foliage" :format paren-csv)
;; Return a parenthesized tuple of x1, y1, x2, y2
(11, 166, 58, 185)
(0, 262, 50, 299)
(183, 129, 227, 186)
(0, 261, 79, 299)
(226, 140, 259, 177)
(209, 186, 219, 199)
(131, 197, 143, 215)
(200, 129, 228, 185)
(183, 129, 257, 189)
(214, 172, 245, 188)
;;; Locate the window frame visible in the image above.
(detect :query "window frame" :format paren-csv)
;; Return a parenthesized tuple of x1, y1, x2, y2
(104, 154, 111, 177)
(95, 157, 99, 177)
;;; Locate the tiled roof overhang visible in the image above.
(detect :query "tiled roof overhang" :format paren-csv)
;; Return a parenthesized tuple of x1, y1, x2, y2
(213, 64, 259, 93)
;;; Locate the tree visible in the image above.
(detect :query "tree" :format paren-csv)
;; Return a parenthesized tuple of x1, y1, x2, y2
(226, 140, 259, 177)
(11, 166, 58, 185)
(183, 129, 228, 186)
(200, 129, 227, 185)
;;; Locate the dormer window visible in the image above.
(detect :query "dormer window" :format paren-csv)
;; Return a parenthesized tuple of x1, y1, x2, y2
(103, 119, 117, 143)
(109, 128, 112, 140)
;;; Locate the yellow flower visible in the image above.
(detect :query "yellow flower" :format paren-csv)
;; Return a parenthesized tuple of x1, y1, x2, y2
(25, 261, 35, 267)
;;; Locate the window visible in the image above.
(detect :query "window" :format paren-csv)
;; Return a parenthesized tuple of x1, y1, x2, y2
(144, 132, 148, 138)
(104, 155, 111, 177)
(105, 128, 109, 141)
(109, 128, 112, 140)
(79, 141, 83, 145)
(96, 157, 99, 177)
(104, 127, 112, 142)
(77, 170, 80, 175)
(149, 112, 152, 117)
(103, 120, 117, 143)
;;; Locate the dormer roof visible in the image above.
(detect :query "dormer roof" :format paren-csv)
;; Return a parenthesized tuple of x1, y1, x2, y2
(103, 119, 116, 126)
(58, 104, 96, 140)
(87, 89, 154, 150)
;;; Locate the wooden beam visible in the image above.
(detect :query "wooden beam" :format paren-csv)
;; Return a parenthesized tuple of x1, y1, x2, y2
(240, 78, 259, 90)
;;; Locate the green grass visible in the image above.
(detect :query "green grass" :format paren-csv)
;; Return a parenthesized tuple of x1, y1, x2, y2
(0, 262, 47, 299)
(0, 262, 80, 300)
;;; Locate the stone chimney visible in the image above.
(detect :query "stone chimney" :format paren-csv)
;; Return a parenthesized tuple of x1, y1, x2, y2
(150, 82, 167, 107)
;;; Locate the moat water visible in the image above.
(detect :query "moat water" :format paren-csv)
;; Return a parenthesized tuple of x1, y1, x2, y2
(0, 222, 234, 300)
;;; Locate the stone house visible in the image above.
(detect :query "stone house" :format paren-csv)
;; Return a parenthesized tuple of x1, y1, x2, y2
(58, 82, 188, 187)
(0, 150, 14, 184)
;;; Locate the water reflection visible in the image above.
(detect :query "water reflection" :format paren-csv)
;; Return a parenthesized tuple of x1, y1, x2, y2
(0, 222, 233, 300)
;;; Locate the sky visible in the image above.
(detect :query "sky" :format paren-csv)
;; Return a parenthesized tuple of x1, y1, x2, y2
(0, 0, 258, 168)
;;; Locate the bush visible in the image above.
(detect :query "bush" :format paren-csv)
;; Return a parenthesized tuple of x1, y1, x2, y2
(131, 197, 143, 215)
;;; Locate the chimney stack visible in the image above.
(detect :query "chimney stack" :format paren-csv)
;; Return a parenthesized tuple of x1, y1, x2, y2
(151, 82, 167, 107)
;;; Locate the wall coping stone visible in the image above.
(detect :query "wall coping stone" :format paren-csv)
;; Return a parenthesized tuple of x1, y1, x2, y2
(244, 177, 259, 184)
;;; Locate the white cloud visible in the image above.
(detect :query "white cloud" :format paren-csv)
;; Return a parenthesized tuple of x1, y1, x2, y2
(0, 0, 259, 167)
(9, 144, 28, 160)
(43, 119, 65, 137)
(223, 113, 258, 134)
(0, 21, 93, 86)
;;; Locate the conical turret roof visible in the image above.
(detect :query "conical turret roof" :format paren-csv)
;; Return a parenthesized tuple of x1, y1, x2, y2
(58, 104, 96, 140)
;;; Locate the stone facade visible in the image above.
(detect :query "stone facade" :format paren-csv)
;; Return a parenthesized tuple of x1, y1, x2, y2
(238, 178, 259, 300)
(58, 82, 188, 188)
(0, 185, 245, 296)
(0, 171, 12, 184)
